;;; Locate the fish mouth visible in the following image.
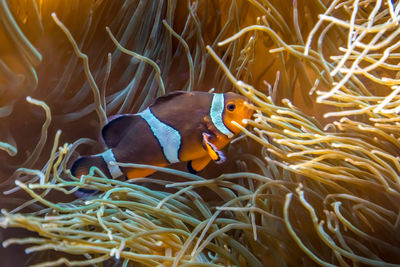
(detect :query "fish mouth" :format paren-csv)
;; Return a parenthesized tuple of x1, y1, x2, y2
(243, 101, 255, 119)
(246, 107, 254, 119)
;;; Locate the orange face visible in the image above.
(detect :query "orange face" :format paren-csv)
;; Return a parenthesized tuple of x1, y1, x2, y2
(222, 92, 254, 135)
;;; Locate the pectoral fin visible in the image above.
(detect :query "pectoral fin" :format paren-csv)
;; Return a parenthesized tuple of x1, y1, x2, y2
(187, 156, 212, 174)
(202, 133, 226, 164)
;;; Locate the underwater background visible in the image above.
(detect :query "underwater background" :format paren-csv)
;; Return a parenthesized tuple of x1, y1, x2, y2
(1, 0, 400, 266)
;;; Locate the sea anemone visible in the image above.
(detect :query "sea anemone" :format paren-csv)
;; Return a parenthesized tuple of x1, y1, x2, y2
(1, 0, 400, 266)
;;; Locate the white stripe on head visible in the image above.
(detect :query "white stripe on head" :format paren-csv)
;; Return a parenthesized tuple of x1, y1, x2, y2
(102, 149, 124, 179)
(210, 93, 234, 138)
(139, 108, 181, 164)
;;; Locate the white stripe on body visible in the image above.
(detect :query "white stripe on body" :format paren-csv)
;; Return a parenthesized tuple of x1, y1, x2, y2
(210, 93, 234, 138)
(139, 108, 181, 164)
(102, 149, 124, 179)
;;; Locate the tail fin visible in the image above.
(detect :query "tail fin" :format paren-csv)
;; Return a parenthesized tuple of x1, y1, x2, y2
(71, 155, 110, 178)
(70, 155, 110, 198)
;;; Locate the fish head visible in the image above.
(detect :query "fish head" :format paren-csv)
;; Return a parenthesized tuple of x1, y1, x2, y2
(222, 92, 254, 135)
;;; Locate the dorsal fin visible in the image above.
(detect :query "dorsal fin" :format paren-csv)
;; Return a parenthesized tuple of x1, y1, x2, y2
(102, 115, 138, 148)
(150, 91, 188, 107)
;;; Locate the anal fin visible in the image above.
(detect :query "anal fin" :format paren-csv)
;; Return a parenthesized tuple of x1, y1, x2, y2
(126, 168, 157, 180)
(125, 163, 167, 180)
(187, 156, 211, 174)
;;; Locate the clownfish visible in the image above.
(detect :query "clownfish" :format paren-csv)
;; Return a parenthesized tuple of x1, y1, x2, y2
(71, 91, 253, 181)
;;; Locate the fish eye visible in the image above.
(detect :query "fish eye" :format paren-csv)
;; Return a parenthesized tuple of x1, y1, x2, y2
(227, 103, 236, 111)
